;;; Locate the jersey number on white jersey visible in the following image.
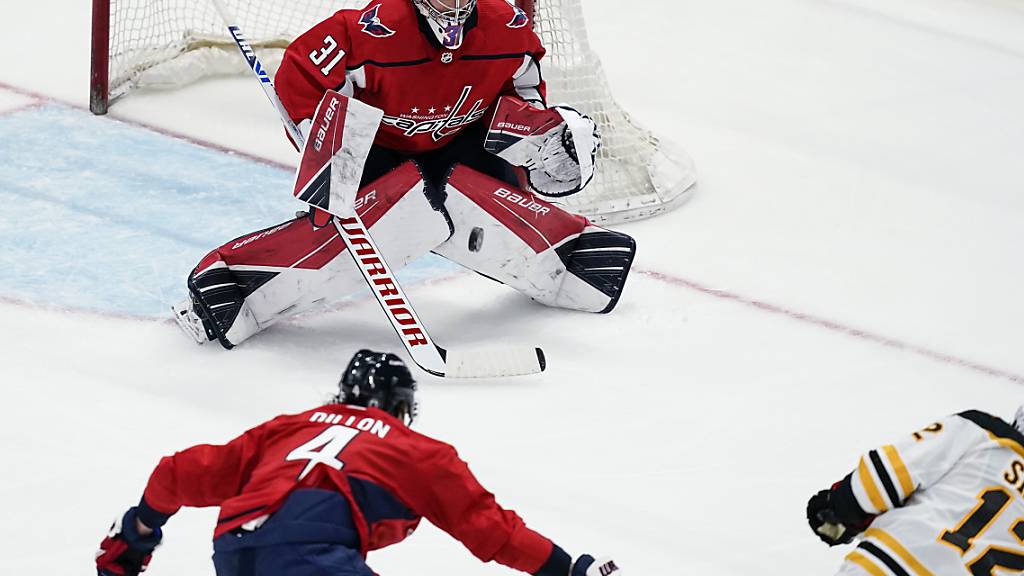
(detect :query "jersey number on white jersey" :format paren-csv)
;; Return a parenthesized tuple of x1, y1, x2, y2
(940, 487, 1024, 575)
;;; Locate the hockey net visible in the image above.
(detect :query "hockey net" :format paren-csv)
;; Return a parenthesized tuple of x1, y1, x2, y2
(90, 0, 696, 224)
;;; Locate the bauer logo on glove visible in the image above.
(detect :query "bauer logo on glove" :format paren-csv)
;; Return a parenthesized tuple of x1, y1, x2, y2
(484, 96, 601, 197)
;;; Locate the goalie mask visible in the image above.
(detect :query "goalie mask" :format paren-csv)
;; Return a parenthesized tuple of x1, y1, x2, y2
(412, 0, 477, 49)
(333, 350, 418, 425)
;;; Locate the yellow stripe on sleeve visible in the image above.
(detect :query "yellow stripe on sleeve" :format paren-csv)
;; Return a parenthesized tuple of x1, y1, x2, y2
(865, 527, 934, 576)
(858, 456, 888, 512)
(883, 444, 914, 499)
(846, 551, 887, 576)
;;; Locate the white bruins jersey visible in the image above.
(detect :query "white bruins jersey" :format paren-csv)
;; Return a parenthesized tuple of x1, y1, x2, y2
(838, 410, 1024, 576)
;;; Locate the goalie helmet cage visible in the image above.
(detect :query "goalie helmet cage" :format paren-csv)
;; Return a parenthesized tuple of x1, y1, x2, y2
(89, 0, 696, 224)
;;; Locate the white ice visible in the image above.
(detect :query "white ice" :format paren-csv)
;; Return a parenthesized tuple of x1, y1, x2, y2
(1, 0, 1023, 574)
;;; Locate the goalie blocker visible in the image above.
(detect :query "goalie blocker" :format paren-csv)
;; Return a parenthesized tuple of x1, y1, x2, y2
(179, 161, 635, 349)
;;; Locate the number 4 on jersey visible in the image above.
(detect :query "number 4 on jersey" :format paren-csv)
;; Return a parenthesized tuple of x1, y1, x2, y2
(286, 425, 360, 480)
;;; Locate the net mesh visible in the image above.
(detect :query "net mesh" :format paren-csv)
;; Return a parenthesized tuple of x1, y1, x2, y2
(105, 0, 695, 223)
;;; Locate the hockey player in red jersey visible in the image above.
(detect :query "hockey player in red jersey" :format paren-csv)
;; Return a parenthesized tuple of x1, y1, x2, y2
(172, 0, 636, 349)
(95, 350, 622, 576)
(807, 407, 1024, 575)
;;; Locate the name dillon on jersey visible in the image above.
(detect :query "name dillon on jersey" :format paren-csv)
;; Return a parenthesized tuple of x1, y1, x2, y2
(309, 410, 392, 439)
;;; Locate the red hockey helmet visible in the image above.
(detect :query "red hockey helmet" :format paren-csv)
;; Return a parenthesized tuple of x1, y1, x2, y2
(412, 0, 477, 49)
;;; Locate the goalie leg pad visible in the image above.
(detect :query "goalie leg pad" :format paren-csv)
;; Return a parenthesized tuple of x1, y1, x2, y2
(185, 162, 450, 348)
(554, 225, 635, 313)
(433, 165, 634, 313)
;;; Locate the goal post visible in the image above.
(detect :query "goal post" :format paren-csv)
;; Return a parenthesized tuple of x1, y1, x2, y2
(89, 0, 696, 223)
(90, 0, 111, 115)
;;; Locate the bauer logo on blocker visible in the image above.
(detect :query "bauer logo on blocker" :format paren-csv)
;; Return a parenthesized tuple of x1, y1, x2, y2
(313, 96, 340, 152)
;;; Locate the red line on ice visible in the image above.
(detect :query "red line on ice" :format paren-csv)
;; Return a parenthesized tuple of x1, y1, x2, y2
(637, 269, 1024, 385)
(0, 81, 46, 116)
(0, 80, 292, 171)
(2, 79, 1019, 385)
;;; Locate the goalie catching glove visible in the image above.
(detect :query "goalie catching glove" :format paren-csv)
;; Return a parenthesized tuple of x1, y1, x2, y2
(485, 96, 600, 197)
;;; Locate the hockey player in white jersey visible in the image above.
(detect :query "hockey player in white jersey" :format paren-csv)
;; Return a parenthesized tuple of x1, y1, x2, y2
(807, 407, 1024, 575)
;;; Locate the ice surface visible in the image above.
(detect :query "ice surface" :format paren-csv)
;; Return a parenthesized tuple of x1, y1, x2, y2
(1, 0, 1023, 575)
(0, 105, 457, 316)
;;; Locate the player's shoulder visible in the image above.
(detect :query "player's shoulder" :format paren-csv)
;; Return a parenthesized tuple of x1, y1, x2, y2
(336, 0, 419, 40)
(376, 417, 457, 457)
(955, 409, 1024, 450)
(321, 0, 433, 64)
(472, 0, 541, 47)
(476, 0, 531, 27)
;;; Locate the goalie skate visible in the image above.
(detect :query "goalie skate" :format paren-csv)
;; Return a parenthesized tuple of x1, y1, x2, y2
(171, 297, 210, 345)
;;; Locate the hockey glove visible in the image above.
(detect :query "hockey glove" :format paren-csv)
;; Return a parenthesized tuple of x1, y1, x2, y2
(807, 489, 854, 546)
(96, 507, 162, 576)
(807, 487, 880, 547)
(527, 105, 600, 197)
(484, 96, 600, 197)
(807, 473, 879, 547)
(572, 555, 622, 576)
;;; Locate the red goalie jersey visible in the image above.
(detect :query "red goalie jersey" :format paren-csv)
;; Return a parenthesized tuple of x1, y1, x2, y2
(137, 403, 555, 573)
(276, 0, 547, 153)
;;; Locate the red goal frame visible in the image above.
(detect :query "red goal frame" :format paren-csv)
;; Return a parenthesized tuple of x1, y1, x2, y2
(90, 0, 111, 114)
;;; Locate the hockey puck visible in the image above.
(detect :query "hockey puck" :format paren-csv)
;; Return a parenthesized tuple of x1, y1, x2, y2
(468, 227, 484, 252)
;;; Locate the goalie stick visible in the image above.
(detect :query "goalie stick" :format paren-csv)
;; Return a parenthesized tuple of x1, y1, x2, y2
(207, 0, 546, 378)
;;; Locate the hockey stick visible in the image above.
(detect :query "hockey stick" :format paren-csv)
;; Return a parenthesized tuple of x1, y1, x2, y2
(207, 0, 546, 378)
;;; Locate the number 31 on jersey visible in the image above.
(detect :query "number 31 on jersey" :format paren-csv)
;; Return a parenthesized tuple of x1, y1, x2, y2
(308, 35, 345, 76)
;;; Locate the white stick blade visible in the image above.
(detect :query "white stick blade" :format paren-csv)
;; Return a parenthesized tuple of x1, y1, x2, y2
(442, 347, 546, 378)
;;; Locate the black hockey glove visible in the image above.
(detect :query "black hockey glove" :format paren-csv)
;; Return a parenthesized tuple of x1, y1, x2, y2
(807, 489, 856, 546)
(95, 507, 162, 576)
(807, 474, 878, 547)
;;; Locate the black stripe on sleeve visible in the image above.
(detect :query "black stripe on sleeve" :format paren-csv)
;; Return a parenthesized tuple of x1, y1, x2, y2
(959, 410, 1024, 449)
(859, 541, 910, 576)
(869, 449, 902, 508)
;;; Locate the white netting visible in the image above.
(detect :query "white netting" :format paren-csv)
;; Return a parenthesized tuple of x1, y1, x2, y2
(104, 0, 695, 223)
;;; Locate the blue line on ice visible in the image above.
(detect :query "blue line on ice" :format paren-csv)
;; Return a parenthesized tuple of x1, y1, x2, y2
(0, 105, 457, 317)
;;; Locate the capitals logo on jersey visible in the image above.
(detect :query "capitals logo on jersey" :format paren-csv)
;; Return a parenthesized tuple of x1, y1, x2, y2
(381, 85, 488, 142)
(359, 4, 396, 37)
(504, 0, 529, 28)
